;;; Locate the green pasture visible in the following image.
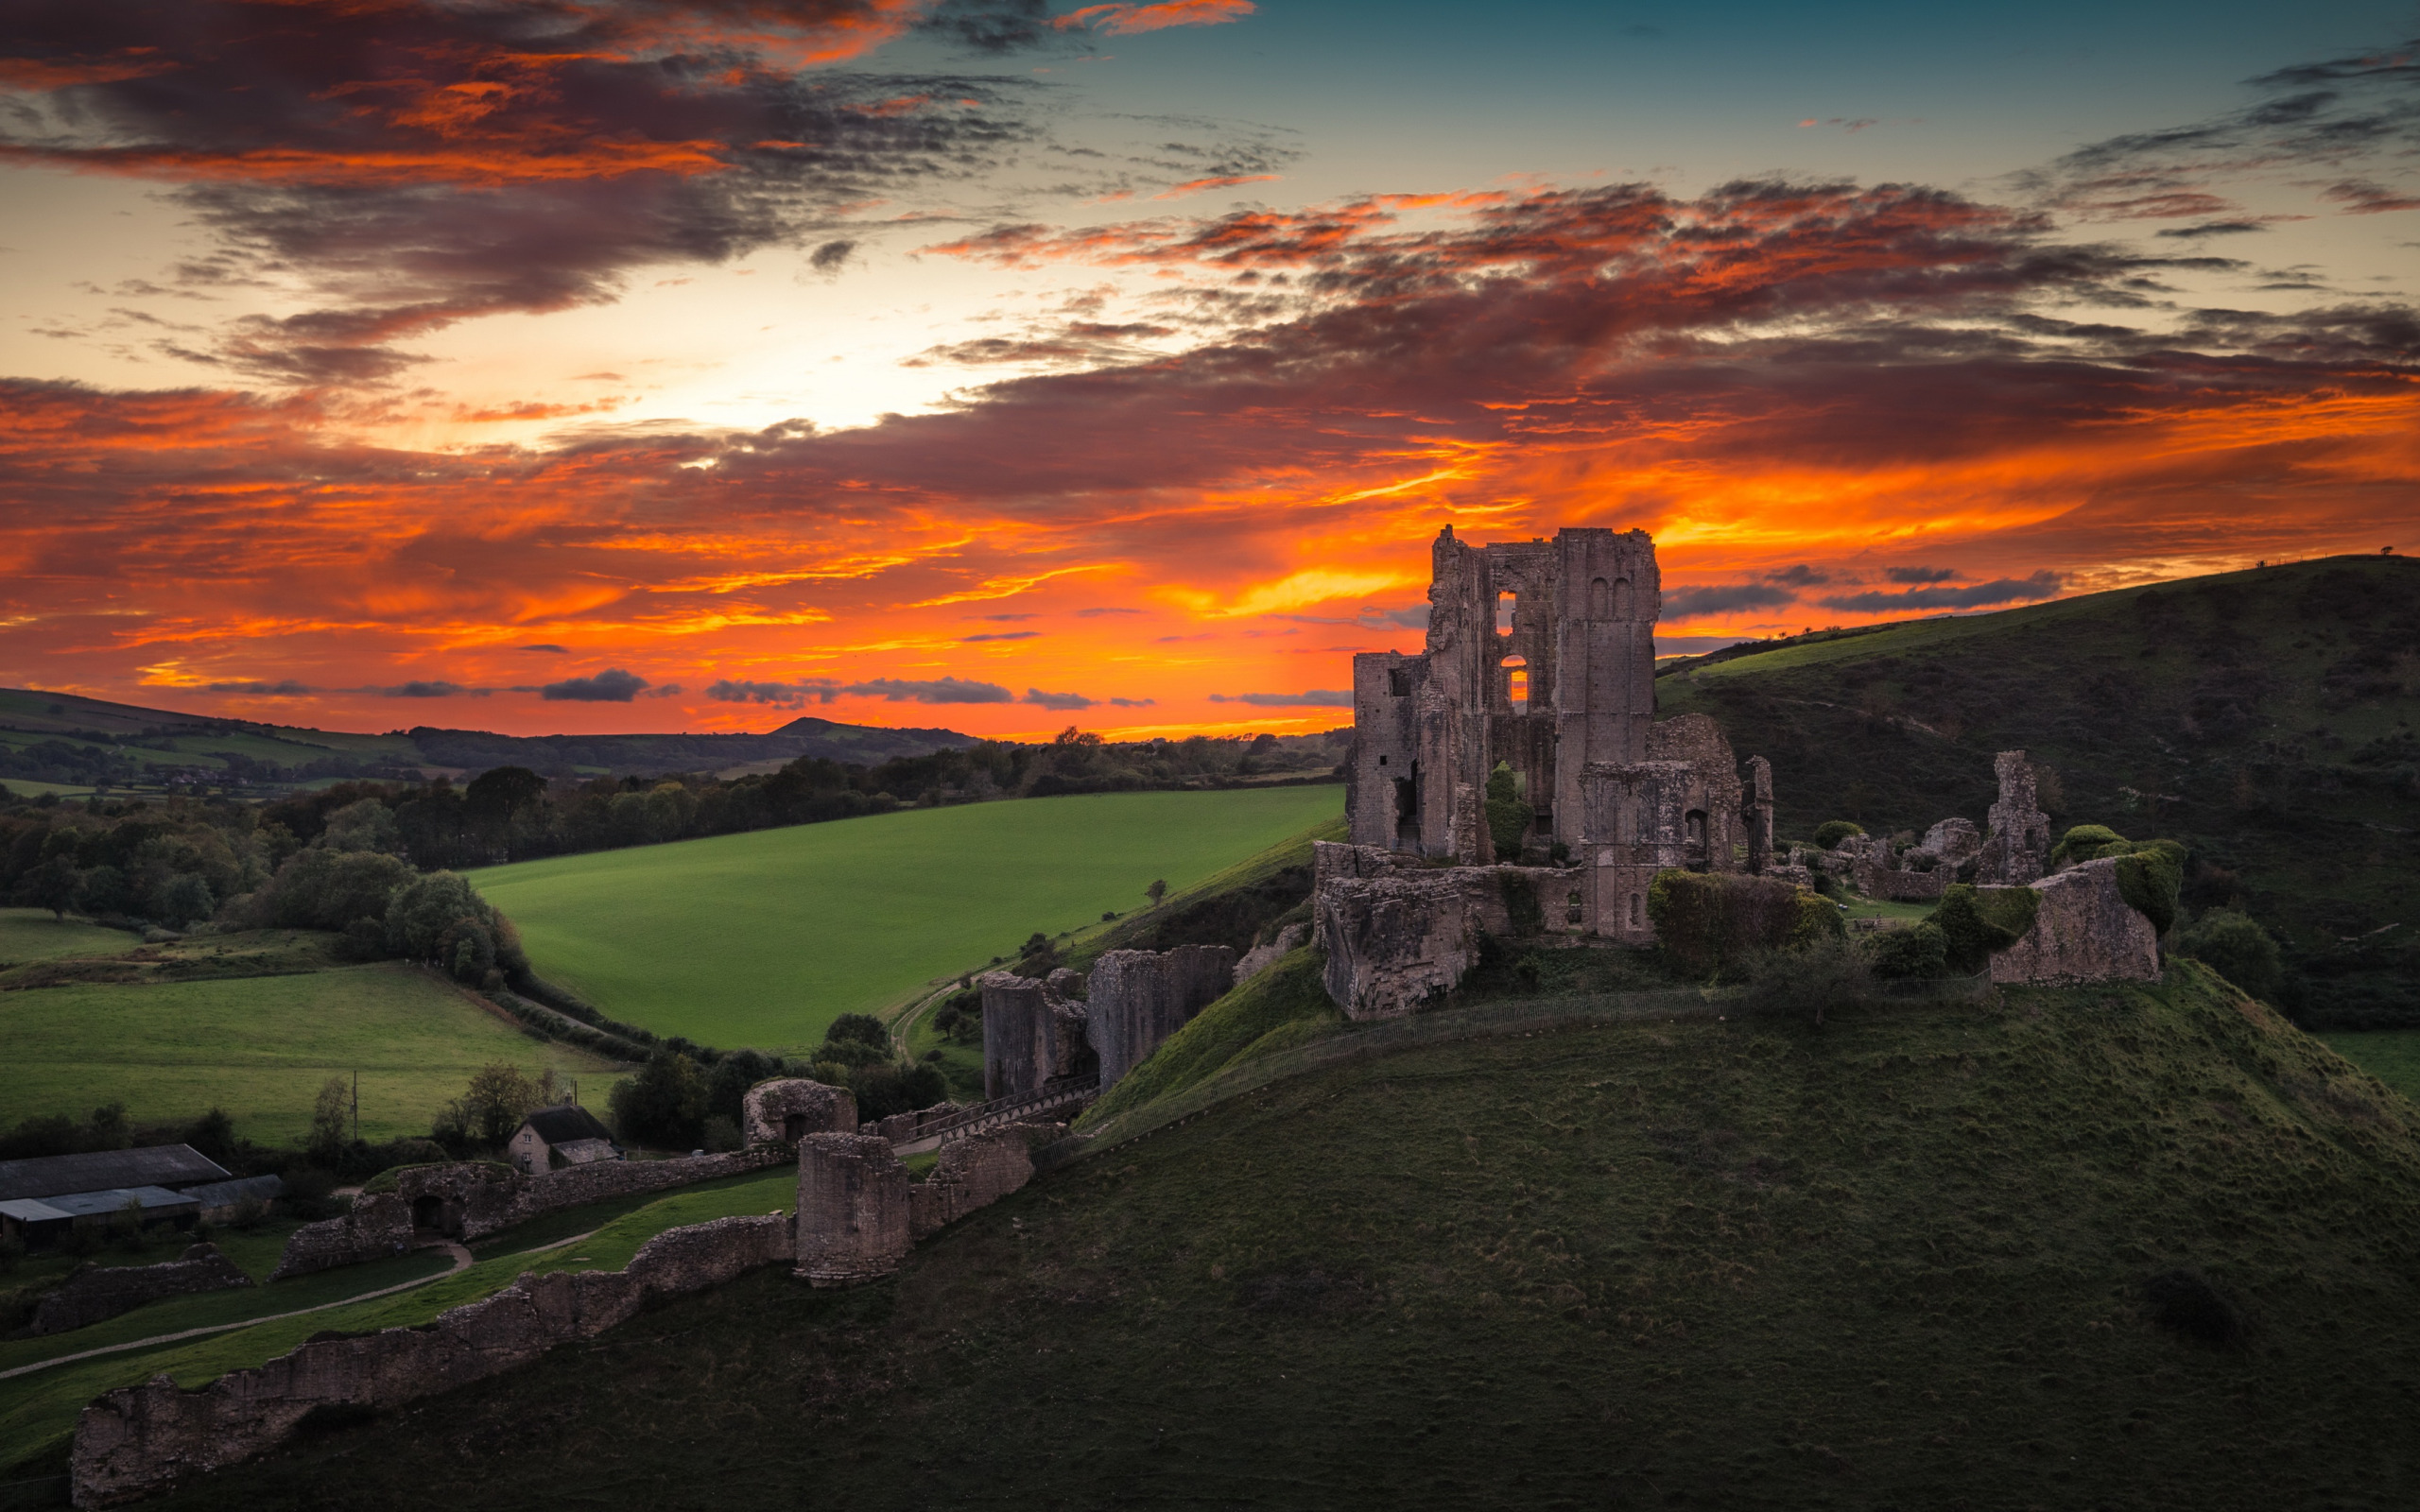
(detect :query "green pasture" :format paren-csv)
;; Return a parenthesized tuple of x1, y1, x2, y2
(0, 779, 95, 799)
(2323, 1029, 2420, 1105)
(471, 786, 1341, 1050)
(0, 1166, 794, 1473)
(0, 964, 626, 1145)
(0, 908, 139, 964)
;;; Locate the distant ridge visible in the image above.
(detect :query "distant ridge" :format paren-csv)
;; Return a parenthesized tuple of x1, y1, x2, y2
(0, 686, 977, 790)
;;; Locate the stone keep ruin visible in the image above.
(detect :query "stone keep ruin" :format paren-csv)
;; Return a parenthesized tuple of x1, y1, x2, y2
(1345, 524, 1781, 947)
(1322, 524, 2152, 1018)
(978, 945, 1239, 1103)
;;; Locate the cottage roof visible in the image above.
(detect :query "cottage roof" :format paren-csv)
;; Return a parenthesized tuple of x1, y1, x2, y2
(0, 1145, 230, 1203)
(520, 1105, 614, 1147)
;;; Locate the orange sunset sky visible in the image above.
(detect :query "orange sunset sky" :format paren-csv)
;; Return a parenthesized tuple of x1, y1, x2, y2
(2, 1, 2415, 740)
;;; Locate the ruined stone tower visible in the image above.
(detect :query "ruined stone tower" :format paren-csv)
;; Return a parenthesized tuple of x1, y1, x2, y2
(1347, 525, 1659, 862)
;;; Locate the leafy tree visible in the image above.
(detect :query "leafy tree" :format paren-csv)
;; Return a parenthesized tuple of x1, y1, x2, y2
(705, 1048, 779, 1125)
(21, 853, 80, 920)
(383, 869, 527, 983)
(825, 1014, 889, 1051)
(460, 1063, 548, 1147)
(1929, 884, 2022, 974)
(155, 871, 215, 929)
(609, 1050, 710, 1149)
(1813, 820, 1866, 850)
(183, 1107, 236, 1163)
(2173, 908, 2283, 1000)
(1146, 878, 1167, 907)
(249, 846, 411, 932)
(466, 765, 547, 822)
(319, 798, 404, 854)
(308, 1075, 351, 1165)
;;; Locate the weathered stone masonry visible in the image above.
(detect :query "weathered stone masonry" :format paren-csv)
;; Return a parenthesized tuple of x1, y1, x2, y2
(31, 1244, 251, 1336)
(268, 1147, 786, 1281)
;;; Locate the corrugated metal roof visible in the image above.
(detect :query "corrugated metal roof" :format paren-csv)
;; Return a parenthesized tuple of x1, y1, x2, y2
(17, 1186, 199, 1218)
(185, 1174, 283, 1207)
(0, 1146, 230, 1203)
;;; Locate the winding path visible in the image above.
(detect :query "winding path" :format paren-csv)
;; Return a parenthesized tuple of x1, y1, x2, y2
(0, 1238, 507, 1383)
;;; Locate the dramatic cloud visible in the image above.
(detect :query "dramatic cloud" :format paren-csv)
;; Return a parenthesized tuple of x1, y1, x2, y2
(706, 679, 842, 707)
(1023, 687, 1096, 709)
(201, 679, 311, 696)
(381, 680, 481, 698)
(849, 677, 1013, 703)
(1209, 690, 1352, 706)
(1664, 583, 1796, 616)
(1107, 696, 1155, 707)
(1819, 573, 2063, 612)
(1763, 565, 1830, 587)
(541, 668, 650, 702)
(0, 0, 1048, 383)
(1056, 1, 1255, 39)
(964, 630, 1040, 641)
(520, 644, 570, 654)
(1884, 566, 1961, 584)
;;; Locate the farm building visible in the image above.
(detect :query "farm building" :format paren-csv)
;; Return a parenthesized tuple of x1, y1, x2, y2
(507, 1105, 618, 1174)
(0, 1144, 233, 1247)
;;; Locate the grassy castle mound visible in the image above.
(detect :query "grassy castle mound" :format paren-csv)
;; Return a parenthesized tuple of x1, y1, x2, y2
(156, 961, 2420, 1511)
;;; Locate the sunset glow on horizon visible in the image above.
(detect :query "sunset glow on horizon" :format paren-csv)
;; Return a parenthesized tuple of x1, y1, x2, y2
(4, 1, 2414, 741)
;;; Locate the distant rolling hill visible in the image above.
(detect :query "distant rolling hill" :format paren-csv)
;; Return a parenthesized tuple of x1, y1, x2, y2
(1656, 553, 2419, 1026)
(0, 687, 975, 795)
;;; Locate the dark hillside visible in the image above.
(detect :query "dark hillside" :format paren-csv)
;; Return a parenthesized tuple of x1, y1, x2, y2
(1656, 555, 2419, 1024)
(160, 966, 2420, 1512)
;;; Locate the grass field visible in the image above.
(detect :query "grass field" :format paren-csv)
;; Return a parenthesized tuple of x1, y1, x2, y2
(0, 1166, 797, 1473)
(0, 908, 138, 964)
(156, 964, 2420, 1512)
(471, 786, 1341, 1050)
(0, 963, 626, 1144)
(2323, 1028, 2420, 1104)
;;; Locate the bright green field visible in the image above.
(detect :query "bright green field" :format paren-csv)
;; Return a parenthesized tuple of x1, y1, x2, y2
(0, 964, 626, 1144)
(471, 787, 1341, 1050)
(0, 908, 139, 964)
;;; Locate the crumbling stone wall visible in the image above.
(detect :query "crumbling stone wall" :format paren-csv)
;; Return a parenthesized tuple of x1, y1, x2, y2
(1313, 841, 1571, 1019)
(741, 1078, 856, 1146)
(1235, 922, 1310, 985)
(1989, 858, 2162, 985)
(908, 1125, 1041, 1239)
(270, 1149, 786, 1280)
(1087, 944, 1238, 1091)
(72, 1214, 794, 1509)
(794, 1133, 910, 1287)
(866, 1103, 966, 1142)
(1842, 833, 1949, 903)
(30, 1244, 251, 1336)
(1978, 750, 2051, 885)
(980, 969, 1093, 1100)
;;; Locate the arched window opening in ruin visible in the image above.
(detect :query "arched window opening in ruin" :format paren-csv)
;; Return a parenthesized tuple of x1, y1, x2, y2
(1502, 654, 1528, 710)
(783, 1112, 808, 1142)
(1589, 576, 1612, 618)
(1613, 577, 1633, 618)
(1629, 892, 1643, 927)
(1685, 809, 1707, 851)
(411, 1195, 441, 1230)
(1496, 590, 1516, 636)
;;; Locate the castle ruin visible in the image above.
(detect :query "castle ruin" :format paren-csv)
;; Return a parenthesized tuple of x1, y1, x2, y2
(1344, 524, 1774, 947)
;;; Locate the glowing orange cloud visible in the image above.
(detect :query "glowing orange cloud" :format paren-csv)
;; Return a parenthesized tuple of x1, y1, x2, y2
(1056, 0, 1255, 38)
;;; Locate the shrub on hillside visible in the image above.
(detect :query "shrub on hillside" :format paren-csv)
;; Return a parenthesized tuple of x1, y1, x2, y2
(2173, 909, 2283, 1000)
(1929, 884, 2025, 974)
(385, 870, 528, 983)
(1484, 764, 1534, 858)
(1739, 936, 1870, 1023)
(244, 847, 413, 932)
(1647, 870, 1807, 975)
(1865, 921, 1950, 979)
(1813, 820, 1866, 850)
(2047, 826, 2186, 935)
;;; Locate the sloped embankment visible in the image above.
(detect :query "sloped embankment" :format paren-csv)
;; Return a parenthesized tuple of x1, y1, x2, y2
(157, 964, 2420, 1511)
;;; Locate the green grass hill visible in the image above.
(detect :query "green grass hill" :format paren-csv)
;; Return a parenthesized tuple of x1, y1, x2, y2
(470, 786, 1341, 1050)
(1656, 554, 2418, 1025)
(149, 962, 2420, 1512)
(0, 927, 624, 1144)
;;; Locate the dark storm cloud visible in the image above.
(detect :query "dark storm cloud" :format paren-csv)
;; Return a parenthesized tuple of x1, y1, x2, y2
(541, 668, 651, 701)
(1663, 583, 1796, 615)
(1819, 573, 2061, 613)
